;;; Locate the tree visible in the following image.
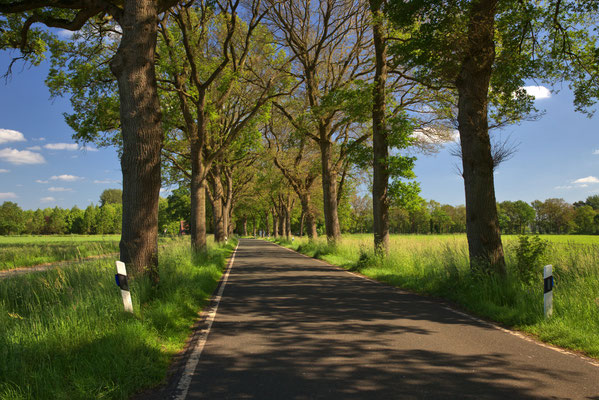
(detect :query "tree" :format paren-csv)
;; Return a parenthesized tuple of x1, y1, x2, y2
(265, 105, 321, 239)
(386, 0, 598, 274)
(585, 195, 599, 210)
(0, 201, 24, 235)
(99, 188, 122, 206)
(1, 0, 184, 284)
(574, 205, 596, 234)
(266, 0, 374, 244)
(158, 1, 287, 249)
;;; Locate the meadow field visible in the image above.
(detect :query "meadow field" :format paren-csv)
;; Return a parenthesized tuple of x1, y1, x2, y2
(0, 235, 121, 271)
(275, 233, 599, 359)
(0, 235, 195, 271)
(0, 236, 236, 400)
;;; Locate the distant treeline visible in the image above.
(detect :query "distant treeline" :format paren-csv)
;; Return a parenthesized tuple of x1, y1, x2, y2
(347, 195, 599, 235)
(2, 194, 598, 236)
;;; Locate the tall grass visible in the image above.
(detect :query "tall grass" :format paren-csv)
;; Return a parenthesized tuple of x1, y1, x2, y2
(0, 241, 120, 271)
(0, 237, 236, 399)
(275, 234, 599, 359)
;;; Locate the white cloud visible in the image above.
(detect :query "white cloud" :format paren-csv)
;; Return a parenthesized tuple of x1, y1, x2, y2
(554, 185, 573, 190)
(0, 169, 9, 173)
(27, 146, 42, 151)
(35, 179, 49, 184)
(593, 149, 599, 155)
(94, 179, 120, 184)
(522, 86, 551, 100)
(34, 137, 46, 141)
(56, 29, 74, 39)
(0, 192, 17, 200)
(0, 129, 26, 144)
(44, 143, 79, 151)
(412, 128, 458, 144)
(82, 146, 99, 152)
(48, 187, 73, 192)
(41, 197, 55, 202)
(573, 176, 599, 184)
(50, 174, 82, 182)
(0, 148, 46, 165)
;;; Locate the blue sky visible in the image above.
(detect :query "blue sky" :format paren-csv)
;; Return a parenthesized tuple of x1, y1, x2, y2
(1, 49, 598, 210)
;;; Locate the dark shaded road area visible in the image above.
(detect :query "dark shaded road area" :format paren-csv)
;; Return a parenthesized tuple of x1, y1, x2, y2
(183, 239, 598, 399)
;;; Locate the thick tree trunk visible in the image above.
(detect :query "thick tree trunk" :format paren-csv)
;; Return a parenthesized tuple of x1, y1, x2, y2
(272, 208, 279, 238)
(111, 0, 161, 284)
(300, 193, 317, 239)
(190, 141, 207, 251)
(370, 0, 390, 255)
(285, 206, 292, 238)
(456, 0, 506, 275)
(209, 170, 226, 243)
(278, 208, 286, 237)
(320, 139, 341, 244)
(252, 216, 257, 237)
(243, 218, 248, 236)
(265, 211, 270, 237)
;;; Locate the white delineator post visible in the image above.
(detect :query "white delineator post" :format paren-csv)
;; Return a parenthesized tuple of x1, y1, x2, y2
(115, 261, 133, 313)
(543, 265, 553, 318)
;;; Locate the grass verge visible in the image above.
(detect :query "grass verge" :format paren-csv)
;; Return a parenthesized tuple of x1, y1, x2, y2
(0, 237, 237, 400)
(270, 234, 599, 359)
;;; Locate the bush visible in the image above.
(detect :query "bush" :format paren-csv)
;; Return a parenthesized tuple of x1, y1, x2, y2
(514, 235, 549, 285)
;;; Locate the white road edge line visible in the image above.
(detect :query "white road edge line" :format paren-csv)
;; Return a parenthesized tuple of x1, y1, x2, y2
(268, 240, 599, 369)
(174, 241, 240, 400)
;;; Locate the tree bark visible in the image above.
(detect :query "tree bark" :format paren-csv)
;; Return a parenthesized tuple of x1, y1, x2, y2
(300, 193, 318, 239)
(370, 0, 390, 255)
(456, 0, 506, 275)
(320, 138, 341, 244)
(111, 0, 162, 284)
(209, 169, 226, 243)
(243, 217, 248, 236)
(190, 137, 207, 251)
(272, 208, 279, 238)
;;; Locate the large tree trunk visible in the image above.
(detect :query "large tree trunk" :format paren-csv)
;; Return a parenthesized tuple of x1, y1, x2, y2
(111, 0, 162, 284)
(243, 218, 248, 236)
(265, 211, 270, 237)
(320, 139, 341, 244)
(300, 193, 317, 239)
(190, 142, 207, 252)
(456, 0, 506, 275)
(272, 208, 279, 238)
(209, 170, 226, 243)
(370, 0, 390, 255)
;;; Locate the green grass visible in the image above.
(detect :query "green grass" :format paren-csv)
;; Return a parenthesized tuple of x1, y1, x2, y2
(0, 235, 121, 244)
(0, 235, 197, 271)
(0, 238, 120, 271)
(273, 234, 599, 359)
(0, 237, 237, 400)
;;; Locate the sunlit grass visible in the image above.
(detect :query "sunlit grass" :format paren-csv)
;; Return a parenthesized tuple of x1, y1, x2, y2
(0, 237, 237, 399)
(274, 233, 599, 359)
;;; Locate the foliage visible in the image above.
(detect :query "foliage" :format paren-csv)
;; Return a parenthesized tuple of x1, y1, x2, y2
(513, 235, 549, 285)
(99, 189, 122, 206)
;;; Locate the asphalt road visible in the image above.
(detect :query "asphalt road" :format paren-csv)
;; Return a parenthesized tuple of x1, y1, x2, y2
(181, 239, 599, 399)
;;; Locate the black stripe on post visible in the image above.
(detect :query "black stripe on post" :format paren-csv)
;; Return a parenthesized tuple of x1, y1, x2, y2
(116, 274, 130, 291)
(544, 276, 553, 294)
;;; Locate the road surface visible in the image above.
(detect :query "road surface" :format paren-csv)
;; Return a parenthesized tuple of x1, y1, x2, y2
(174, 239, 599, 399)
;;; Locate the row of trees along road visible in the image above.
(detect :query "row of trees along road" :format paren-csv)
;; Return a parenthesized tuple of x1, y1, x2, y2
(2, 0, 598, 281)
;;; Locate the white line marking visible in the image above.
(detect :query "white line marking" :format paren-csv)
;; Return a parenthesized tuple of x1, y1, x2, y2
(268, 240, 599, 369)
(174, 242, 239, 400)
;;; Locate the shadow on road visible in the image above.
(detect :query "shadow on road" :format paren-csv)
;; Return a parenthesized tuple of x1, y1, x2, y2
(186, 241, 585, 399)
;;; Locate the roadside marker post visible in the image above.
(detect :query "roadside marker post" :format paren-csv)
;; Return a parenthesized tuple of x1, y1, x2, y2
(543, 265, 553, 318)
(115, 261, 133, 313)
